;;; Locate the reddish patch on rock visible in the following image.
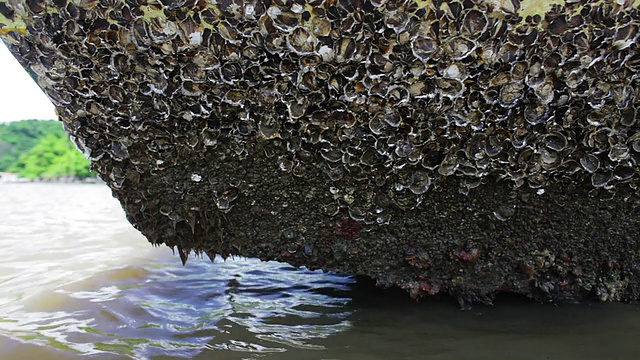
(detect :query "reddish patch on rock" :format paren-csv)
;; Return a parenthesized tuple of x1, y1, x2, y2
(335, 218, 362, 239)
(405, 255, 430, 269)
(322, 236, 335, 246)
(451, 248, 481, 262)
(558, 251, 572, 263)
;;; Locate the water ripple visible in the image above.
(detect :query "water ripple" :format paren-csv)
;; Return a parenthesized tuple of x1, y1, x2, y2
(0, 184, 355, 359)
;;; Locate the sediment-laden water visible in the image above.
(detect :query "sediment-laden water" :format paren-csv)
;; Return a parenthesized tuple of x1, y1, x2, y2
(0, 183, 639, 359)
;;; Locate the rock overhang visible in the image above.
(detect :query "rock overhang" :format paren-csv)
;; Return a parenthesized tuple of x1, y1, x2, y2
(1, 0, 640, 305)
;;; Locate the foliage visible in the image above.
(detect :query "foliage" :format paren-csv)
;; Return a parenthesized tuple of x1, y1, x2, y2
(0, 120, 93, 179)
(0, 119, 65, 171)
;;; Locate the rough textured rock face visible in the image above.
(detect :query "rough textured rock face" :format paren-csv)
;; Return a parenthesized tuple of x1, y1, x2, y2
(1, 0, 640, 305)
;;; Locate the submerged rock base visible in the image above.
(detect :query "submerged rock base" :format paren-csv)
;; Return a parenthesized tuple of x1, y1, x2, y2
(1, 0, 640, 305)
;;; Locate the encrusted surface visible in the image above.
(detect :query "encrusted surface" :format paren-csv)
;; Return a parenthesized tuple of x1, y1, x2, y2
(1, 0, 640, 304)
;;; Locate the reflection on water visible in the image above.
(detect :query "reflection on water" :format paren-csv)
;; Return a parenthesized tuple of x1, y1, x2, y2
(1, 183, 639, 360)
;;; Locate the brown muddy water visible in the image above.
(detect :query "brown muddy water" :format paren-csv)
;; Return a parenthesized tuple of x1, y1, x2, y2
(0, 183, 639, 359)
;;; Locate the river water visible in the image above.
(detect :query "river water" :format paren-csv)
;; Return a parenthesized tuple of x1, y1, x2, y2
(0, 183, 639, 359)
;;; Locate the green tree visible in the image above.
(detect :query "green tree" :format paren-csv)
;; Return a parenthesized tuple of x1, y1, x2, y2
(0, 119, 66, 171)
(9, 133, 93, 179)
(0, 120, 94, 179)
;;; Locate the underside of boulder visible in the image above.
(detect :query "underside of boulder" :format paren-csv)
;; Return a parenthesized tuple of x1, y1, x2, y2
(1, 0, 640, 305)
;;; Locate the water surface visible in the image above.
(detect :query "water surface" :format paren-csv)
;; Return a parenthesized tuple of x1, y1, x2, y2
(0, 183, 639, 359)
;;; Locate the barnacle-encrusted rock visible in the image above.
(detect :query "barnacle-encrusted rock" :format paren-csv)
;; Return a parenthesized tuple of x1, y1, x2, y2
(2, 0, 640, 305)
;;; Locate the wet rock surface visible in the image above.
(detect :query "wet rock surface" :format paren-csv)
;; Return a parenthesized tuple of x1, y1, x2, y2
(1, 0, 640, 305)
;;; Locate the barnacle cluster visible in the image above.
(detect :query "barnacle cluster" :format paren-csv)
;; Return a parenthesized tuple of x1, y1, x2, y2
(1, 0, 640, 302)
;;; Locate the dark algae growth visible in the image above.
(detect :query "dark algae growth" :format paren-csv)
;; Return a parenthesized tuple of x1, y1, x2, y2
(1, 0, 640, 305)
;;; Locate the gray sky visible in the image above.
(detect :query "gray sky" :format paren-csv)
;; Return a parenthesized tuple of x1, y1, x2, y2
(0, 42, 57, 123)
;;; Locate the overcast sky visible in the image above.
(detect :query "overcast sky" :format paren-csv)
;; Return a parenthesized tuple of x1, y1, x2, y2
(0, 42, 57, 123)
